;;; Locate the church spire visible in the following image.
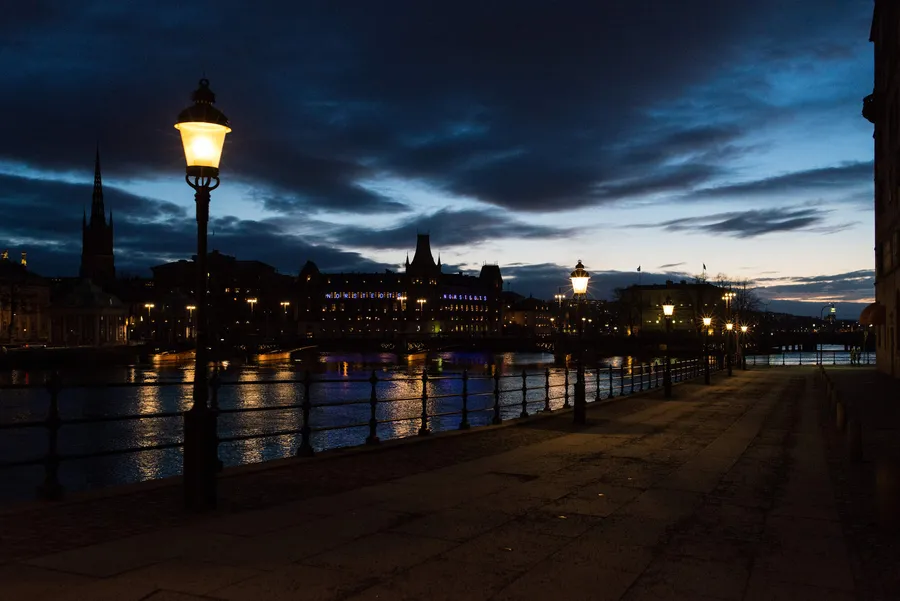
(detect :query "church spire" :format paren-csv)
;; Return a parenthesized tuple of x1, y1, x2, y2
(91, 145, 104, 220)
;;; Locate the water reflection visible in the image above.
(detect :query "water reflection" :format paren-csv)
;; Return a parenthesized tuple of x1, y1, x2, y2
(0, 349, 874, 503)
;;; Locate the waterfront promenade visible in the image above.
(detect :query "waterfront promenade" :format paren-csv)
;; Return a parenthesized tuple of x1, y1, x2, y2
(0, 367, 877, 600)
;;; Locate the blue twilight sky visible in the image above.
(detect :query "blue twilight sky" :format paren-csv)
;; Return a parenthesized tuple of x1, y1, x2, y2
(0, 0, 876, 317)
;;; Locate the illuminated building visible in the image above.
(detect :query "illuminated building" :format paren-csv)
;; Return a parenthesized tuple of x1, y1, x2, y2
(0, 251, 50, 344)
(298, 234, 503, 338)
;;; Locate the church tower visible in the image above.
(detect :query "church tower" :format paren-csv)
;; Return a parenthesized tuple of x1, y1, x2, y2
(80, 148, 115, 284)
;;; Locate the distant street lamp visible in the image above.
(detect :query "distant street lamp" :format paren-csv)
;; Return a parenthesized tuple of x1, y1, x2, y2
(725, 322, 734, 376)
(740, 324, 749, 370)
(819, 303, 835, 364)
(280, 301, 290, 314)
(187, 305, 196, 340)
(175, 77, 232, 510)
(702, 316, 712, 385)
(663, 297, 674, 398)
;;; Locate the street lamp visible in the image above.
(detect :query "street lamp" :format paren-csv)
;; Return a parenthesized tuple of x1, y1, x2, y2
(662, 296, 674, 398)
(819, 303, 835, 364)
(186, 305, 196, 340)
(175, 77, 231, 510)
(570, 260, 590, 298)
(740, 324, 749, 370)
(280, 301, 290, 314)
(570, 260, 590, 424)
(702, 316, 712, 385)
(725, 322, 734, 376)
(144, 303, 155, 341)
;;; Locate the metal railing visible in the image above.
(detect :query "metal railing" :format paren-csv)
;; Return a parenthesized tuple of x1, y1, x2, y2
(0, 357, 717, 501)
(742, 350, 875, 368)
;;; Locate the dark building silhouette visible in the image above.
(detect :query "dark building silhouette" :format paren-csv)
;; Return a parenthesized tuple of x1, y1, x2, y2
(864, 1, 897, 376)
(80, 148, 115, 285)
(298, 234, 503, 338)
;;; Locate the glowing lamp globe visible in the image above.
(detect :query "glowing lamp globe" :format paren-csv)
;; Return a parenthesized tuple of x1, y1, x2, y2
(175, 79, 232, 176)
(741, 325, 748, 333)
(662, 297, 675, 317)
(726, 322, 734, 331)
(702, 317, 712, 327)
(570, 260, 590, 296)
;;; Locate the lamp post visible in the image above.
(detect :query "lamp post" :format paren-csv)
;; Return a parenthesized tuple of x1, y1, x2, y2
(819, 303, 835, 364)
(702, 316, 712, 385)
(663, 297, 674, 398)
(186, 305, 196, 340)
(175, 78, 232, 510)
(570, 260, 590, 424)
(725, 322, 734, 376)
(740, 324, 749, 370)
(144, 303, 155, 341)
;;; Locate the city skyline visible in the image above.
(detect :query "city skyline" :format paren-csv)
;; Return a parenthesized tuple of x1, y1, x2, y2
(0, 1, 874, 318)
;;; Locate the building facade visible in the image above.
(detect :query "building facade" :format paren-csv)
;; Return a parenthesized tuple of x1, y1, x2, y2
(0, 252, 51, 344)
(150, 251, 294, 344)
(50, 279, 128, 346)
(80, 149, 115, 286)
(298, 235, 503, 338)
(864, 1, 899, 376)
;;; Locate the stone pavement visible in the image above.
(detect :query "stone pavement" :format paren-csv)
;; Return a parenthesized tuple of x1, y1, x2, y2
(0, 368, 861, 600)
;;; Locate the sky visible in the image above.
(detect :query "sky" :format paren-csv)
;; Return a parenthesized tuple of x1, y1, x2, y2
(0, 0, 876, 318)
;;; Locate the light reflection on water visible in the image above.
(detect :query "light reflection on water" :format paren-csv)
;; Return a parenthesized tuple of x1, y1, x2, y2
(0, 349, 871, 502)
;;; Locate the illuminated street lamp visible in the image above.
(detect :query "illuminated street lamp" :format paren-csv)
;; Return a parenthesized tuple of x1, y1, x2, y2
(740, 324, 749, 370)
(280, 301, 290, 314)
(702, 316, 712, 385)
(187, 305, 196, 340)
(725, 322, 734, 376)
(819, 303, 836, 364)
(570, 260, 590, 298)
(175, 77, 231, 510)
(569, 261, 590, 424)
(662, 297, 675, 398)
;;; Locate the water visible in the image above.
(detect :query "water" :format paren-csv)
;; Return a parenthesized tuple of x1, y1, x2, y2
(0, 348, 870, 503)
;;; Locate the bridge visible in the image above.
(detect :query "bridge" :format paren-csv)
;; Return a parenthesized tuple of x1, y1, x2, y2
(1, 365, 891, 599)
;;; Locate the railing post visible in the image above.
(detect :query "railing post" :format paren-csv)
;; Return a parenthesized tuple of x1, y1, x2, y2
(492, 369, 502, 424)
(366, 371, 380, 444)
(833, 351, 836, 365)
(419, 370, 430, 435)
(37, 372, 63, 501)
(607, 366, 614, 399)
(563, 367, 570, 408)
(520, 370, 529, 418)
(630, 365, 635, 394)
(542, 367, 551, 412)
(595, 366, 601, 401)
(619, 365, 625, 396)
(638, 364, 644, 391)
(297, 370, 315, 457)
(460, 369, 471, 429)
(655, 363, 660, 388)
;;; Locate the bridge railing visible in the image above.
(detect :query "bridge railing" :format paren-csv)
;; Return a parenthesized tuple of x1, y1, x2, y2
(0, 357, 717, 501)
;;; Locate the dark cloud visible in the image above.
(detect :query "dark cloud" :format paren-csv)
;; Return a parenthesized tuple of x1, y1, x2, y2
(328, 209, 574, 250)
(755, 269, 874, 303)
(0, 0, 873, 216)
(0, 173, 389, 277)
(653, 207, 854, 238)
(691, 162, 873, 200)
(658, 263, 686, 270)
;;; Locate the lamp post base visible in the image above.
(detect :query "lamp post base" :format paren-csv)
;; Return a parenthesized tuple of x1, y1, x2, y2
(183, 405, 218, 511)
